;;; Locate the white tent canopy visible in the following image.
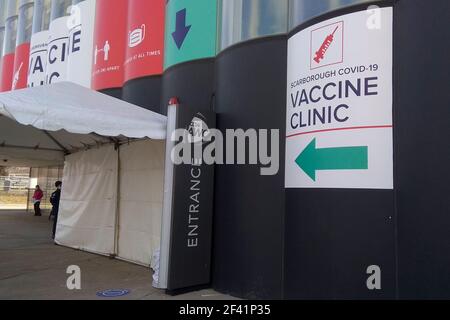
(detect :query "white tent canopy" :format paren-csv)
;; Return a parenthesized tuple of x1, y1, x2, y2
(0, 82, 168, 267)
(0, 82, 167, 167)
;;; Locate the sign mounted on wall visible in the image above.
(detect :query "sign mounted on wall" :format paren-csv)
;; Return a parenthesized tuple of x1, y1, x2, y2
(46, 17, 69, 84)
(164, 0, 217, 70)
(91, 0, 128, 91)
(67, 0, 96, 88)
(0, 53, 15, 92)
(285, 7, 394, 189)
(28, 31, 49, 88)
(12, 43, 30, 90)
(124, 0, 165, 82)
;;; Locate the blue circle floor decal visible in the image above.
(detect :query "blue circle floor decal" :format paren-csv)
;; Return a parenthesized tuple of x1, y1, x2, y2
(96, 289, 131, 298)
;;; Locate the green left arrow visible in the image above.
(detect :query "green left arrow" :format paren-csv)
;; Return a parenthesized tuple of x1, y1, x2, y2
(296, 138, 369, 182)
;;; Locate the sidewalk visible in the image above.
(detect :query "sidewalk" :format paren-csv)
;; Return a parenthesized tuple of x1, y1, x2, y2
(0, 205, 27, 210)
(0, 210, 233, 300)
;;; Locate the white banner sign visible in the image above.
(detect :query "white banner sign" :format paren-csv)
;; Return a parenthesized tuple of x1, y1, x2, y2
(28, 31, 49, 88)
(46, 17, 69, 84)
(285, 7, 394, 189)
(67, 0, 96, 88)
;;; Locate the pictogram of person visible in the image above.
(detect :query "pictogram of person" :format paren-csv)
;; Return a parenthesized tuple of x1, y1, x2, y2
(103, 41, 110, 61)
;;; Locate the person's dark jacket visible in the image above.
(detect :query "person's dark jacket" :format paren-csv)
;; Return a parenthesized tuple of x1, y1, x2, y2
(50, 189, 61, 214)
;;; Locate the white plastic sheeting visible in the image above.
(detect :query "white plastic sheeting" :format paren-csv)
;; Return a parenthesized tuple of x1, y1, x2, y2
(55, 144, 118, 255)
(55, 140, 165, 267)
(117, 140, 165, 266)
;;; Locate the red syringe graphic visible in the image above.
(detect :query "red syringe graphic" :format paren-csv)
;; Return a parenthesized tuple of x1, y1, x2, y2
(314, 25, 339, 64)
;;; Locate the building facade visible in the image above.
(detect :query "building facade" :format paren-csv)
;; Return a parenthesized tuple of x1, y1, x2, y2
(0, 0, 449, 300)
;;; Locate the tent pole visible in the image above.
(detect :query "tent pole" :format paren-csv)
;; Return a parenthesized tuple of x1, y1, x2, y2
(113, 144, 121, 257)
(42, 131, 69, 154)
(26, 167, 32, 212)
(158, 102, 178, 289)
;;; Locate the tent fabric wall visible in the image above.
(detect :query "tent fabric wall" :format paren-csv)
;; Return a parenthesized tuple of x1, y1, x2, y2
(117, 139, 165, 266)
(55, 139, 165, 267)
(55, 144, 118, 256)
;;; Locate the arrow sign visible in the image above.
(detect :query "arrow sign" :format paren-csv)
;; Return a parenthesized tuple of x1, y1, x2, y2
(296, 138, 368, 182)
(172, 8, 191, 50)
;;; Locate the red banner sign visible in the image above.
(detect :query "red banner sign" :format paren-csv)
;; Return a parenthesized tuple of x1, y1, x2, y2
(12, 43, 30, 90)
(91, 0, 128, 91)
(124, 0, 165, 82)
(0, 53, 15, 92)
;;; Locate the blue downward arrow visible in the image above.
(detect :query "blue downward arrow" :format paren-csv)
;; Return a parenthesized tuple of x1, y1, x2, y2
(172, 9, 191, 50)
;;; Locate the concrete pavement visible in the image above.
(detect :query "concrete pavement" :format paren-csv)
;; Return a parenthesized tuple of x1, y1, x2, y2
(0, 210, 234, 300)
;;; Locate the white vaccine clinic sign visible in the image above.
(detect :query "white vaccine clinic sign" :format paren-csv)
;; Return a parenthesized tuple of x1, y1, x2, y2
(67, 0, 96, 88)
(28, 31, 49, 87)
(285, 7, 394, 189)
(46, 17, 70, 84)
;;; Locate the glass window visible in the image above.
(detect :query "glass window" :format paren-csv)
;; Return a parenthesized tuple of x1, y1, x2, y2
(16, 2, 34, 45)
(32, 0, 52, 34)
(0, 29, 3, 86)
(6, 0, 19, 18)
(218, 0, 288, 51)
(289, 0, 375, 30)
(1, 0, 18, 56)
(50, 0, 71, 21)
(0, 27, 5, 59)
(0, 1, 7, 27)
(2, 16, 18, 55)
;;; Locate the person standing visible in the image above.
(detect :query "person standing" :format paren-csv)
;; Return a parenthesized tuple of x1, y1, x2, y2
(32, 185, 43, 216)
(50, 181, 62, 240)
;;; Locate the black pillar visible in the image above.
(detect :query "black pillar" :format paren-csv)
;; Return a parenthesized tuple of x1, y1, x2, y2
(213, 37, 287, 299)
